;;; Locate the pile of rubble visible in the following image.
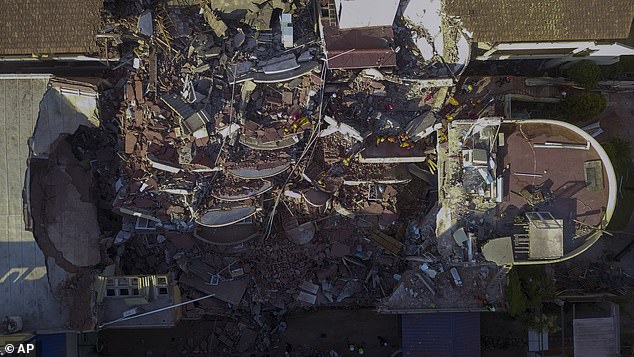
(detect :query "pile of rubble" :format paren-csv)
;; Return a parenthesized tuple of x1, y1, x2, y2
(89, 0, 506, 353)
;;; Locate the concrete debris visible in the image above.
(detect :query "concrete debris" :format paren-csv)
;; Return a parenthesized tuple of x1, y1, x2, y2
(29, 0, 517, 353)
(138, 10, 154, 36)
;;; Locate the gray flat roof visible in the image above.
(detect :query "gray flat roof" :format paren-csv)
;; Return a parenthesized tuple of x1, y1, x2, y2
(0, 75, 71, 331)
(574, 317, 619, 357)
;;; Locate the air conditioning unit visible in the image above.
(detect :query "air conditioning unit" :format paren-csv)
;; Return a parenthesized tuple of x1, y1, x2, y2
(462, 149, 488, 167)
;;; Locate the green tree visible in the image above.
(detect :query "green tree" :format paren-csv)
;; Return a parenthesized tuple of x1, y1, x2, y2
(602, 138, 632, 174)
(506, 270, 527, 317)
(560, 92, 607, 122)
(526, 314, 561, 333)
(505, 267, 559, 332)
(566, 60, 601, 88)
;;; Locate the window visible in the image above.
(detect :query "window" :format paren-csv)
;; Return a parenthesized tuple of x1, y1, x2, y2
(117, 278, 129, 286)
(136, 217, 157, 230)
(106, 289, 116, 297)
(158, 287, 169, 295)
(130, 278, 139, 287)
(119, 288, 130, 296)
(132, 288, 140, 296)
(157, 277, 167, 286)
(106, 278, 115, 287)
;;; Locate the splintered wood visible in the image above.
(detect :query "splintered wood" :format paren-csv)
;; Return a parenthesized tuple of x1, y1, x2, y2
(370, 229, 403, 255)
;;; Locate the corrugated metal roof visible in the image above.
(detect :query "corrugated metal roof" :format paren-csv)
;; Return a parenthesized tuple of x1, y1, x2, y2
(445, 0, 634, 43)
(401, 313, 481, 357)
(574, 317, 619, 357)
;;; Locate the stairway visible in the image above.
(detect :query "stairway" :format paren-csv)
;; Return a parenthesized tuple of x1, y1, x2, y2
(324, 1, 338, 27)
(513, 234, 530, 260)
(487, 264, 512, 291)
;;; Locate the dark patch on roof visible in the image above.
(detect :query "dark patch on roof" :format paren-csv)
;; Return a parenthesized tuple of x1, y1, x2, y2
(402, 313, 481, 357)
(445, 0, 634, 42)
(0, 0, 103, 55)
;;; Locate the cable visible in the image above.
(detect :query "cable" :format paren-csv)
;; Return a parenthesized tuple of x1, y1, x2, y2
(214, 63, 238, 167)
(262, 57, 328, 239)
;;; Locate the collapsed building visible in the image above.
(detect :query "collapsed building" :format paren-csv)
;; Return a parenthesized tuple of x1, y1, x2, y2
(0, 0, 623, 355)
(0, 74, 114, 349)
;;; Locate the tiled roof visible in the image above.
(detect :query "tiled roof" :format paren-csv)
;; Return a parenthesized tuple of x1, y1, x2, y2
(323, 25, 397, 69)
(0, 0, 103, 56)
(445, 0, 634, 42)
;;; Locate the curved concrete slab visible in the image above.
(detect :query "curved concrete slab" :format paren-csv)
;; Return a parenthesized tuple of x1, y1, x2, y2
(303, 189, 331, 208)
(227, 162, 291, 179)
(211, 180, 273, 201)
(239, 134, 299, 150)
(193, 224, 259, 246)
(196, 206, 257, 227)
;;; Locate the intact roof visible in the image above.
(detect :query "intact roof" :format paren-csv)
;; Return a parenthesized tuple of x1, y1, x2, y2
(0, 75, 99, 331)
(323, 26, 397, 69)
(574, 317, 619, 357)
(0, 75, 69, 330)
(445, 0, 634, 42)
(402, 313, 481, 357)
(0, 0, 103, 56)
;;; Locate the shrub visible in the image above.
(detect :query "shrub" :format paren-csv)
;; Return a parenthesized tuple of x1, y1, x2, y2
(560, 92, 607, 122)
(566, 60, 601, 88)
(602, 138, 632, 175)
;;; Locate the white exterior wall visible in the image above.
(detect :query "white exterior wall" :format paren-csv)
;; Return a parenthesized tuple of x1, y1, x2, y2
(476, 41, 634, 67)
(280, 13, 293, 48)
(334, 0, 399, 29)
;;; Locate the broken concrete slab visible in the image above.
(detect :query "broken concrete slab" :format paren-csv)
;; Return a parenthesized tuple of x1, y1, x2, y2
(211, 179, 273, 201)
(303, 189, 331, 208)
(405, 111, 440, 141)
(30, 80, 100, 158)
(194, 224, 260, 246)
(183, 109, 211, 134)
(299, 280, 320, 295)
(197, 206, 258, 228)
(138, 10, 153, 36)
(285, 221, 316, 245)
(202, 5, 228, 37)
(239, 133, 300, 150)
(227, 162, 291, 179)
(297, 291, 317, 305)
(181, 275, 249, 306)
